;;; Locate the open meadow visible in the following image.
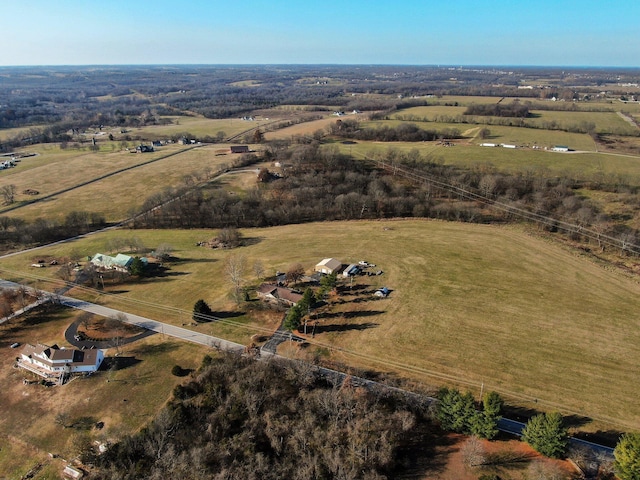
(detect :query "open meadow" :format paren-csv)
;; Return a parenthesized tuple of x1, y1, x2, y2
(1, 219, 639, 432)
(0, 143, 261, 223)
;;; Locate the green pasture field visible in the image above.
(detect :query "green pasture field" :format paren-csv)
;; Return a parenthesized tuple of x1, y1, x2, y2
(391, 105, 468, 119)
(130, 115, 270, 140)
(339, 140, 640, 183)
(0, 143, 257, 223)
(0, 304, 210, 470)
(527, 110, 638, 135)
(1, 220, 639, 430)
(360, 118, 598, 151)
(425, 95, 505, 106)
(264, 116, 338, 140)
(390, 105, 639, 135)
(0, 125, 36, 142)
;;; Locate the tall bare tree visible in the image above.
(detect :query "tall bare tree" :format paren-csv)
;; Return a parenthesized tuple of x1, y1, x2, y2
(0, 184, 16, 205)
(225, 254, 246, 304)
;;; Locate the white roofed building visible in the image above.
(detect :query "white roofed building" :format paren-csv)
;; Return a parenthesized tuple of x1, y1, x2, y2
(314, 258, 342, 275)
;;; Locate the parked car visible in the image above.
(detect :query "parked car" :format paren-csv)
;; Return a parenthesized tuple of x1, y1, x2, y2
(10, 342, 20, 348)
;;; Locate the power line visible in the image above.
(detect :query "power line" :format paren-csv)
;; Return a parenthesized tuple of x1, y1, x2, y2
(1, 267, 636, 430)
(375, 159, 640, 254)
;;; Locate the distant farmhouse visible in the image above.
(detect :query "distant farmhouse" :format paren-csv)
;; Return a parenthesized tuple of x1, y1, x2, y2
(90, 253, 135, 272)
(314, 258, 342, 275)
(230, 145, 250, 154)
(17, 343, 104, 381)
(256, 284, 303, 307)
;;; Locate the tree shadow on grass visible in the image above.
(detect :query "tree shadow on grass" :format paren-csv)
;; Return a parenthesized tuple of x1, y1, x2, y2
(214, 311, 245, 319)
(241, 236, 263, 247)
(100, 356, 142, 371)
(336, 284, 370, 294)
(563, 414, 592, 430)
(132, 341, 180, 356)
(393, 426, 457, 478)
(315, 310, 385, 321)
(70, 416, 98, 430)
(313, 322, 379, 334)
(573, 429, 622, 448)
(171, 257, 218, 265)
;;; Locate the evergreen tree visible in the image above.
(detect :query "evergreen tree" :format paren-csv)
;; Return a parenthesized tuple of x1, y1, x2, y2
(521, 412, 568, 458)
(472, 391, 503, 440)
(320, 272, 337, 290)
(129, 257, 147, 276)
(283, 304, 303, 331)
(193, 299, 213, 322)
(614, 432, 640, 480)
(437, 388, 479, 434)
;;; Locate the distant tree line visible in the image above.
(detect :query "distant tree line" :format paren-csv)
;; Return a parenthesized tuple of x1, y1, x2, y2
(463, 103, 530, 118)
(0, 211, 105, 252)
(132, 145, 640, 256)
(329, 119, 462, 141)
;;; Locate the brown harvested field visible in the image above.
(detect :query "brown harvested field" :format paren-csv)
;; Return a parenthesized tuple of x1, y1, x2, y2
(131, 115, 272, 139)
(264, 115, 340, 140)
(1, 219, 639, 431)
(0, 143, 257, 222)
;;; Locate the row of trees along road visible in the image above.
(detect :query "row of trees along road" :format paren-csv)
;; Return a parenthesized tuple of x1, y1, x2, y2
(437, 387, 640, 480)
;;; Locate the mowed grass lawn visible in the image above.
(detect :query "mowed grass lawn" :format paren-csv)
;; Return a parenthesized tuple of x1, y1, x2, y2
(0, 305, 210, 472)
(1, 220, 639, 430)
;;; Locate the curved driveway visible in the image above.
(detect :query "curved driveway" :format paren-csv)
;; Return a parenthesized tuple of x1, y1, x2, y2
(57, 294, 247, 355)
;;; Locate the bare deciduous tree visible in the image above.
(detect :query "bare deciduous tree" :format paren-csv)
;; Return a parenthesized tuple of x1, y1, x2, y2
(77, 311, 93, 331)
(225, 254, 246, 303)
(461, 436, 487, 467)
(0, 184, 16, 205)
(286, 263, 305, 285)
(253, 260, 265, 281)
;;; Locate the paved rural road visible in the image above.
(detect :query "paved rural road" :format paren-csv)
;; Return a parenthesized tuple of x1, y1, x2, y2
(498, 418, 614, 457)
(0, 278, 616, 460)
(58, 295, 248, 355)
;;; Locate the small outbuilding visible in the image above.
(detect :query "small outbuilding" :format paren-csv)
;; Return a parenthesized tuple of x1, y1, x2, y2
(552, 145, 570, 152)
(230, 145, 250, 154)
(343, 264, 359, 277)
(314, 258, 342, 275)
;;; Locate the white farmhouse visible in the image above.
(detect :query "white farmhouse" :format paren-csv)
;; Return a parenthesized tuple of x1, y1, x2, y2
(17, 343, 104, 380)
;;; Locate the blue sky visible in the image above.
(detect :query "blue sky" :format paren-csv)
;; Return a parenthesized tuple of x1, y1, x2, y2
(2, 0, 638, 66)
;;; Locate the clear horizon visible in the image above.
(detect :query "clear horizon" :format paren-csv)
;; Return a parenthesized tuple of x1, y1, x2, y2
(2, 0, 639, 68)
